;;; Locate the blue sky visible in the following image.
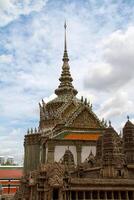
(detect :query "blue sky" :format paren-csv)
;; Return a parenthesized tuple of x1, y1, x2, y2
(0, 0, 134, 163)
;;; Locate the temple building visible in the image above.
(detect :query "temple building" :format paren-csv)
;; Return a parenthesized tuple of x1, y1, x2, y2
(14, 23, 134, 200)
(0, 165, 23, 199)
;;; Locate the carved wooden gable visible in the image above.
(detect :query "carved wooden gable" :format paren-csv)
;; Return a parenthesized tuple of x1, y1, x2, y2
(68, 108, 101, 129)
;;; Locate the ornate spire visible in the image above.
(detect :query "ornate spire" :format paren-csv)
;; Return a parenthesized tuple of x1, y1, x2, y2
(63, 21, 69, 62)
(55, 22, 78, 97)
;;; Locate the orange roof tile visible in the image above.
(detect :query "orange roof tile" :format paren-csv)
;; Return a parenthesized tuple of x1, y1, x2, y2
(0, 170, 23, 179)
(64, 133, 100, 140)
(2, 187, 18, 194)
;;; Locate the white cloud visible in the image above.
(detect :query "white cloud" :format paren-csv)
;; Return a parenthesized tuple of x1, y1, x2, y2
(0, 0, 11, 9)
(43, 93, 56, 103)
(77, 90, 96, 104)
(0, 54, 13, 63)
(0, 0, 48, 27)
(85, 26, 134, 91)
(0, 127, 24, 164)
(99, 91, 133, 119)
(0, 85, 39, 120)
(84, 25, 134, 130)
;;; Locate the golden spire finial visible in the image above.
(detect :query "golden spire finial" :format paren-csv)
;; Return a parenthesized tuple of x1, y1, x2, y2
(55, 22, 78, 97)
(64, 20, 67, 51)
(64, 20, 67, 29)
(63, 20, 69, 62)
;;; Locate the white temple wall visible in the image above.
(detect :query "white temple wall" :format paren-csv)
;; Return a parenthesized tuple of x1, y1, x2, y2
(81, 146, 96, 162)
(54, 146, 77, 164)
(54, 145, 96, 164)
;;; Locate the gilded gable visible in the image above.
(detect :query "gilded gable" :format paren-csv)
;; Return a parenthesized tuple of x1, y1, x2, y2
(61, 102, 76, 119)
(69, 109, 101, 129)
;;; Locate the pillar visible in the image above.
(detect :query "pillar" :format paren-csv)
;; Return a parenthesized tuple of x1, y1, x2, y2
(40, 145, 43, 163)
(30, 187, 33, 200)
(132, 191, 134, 199)
(69, 191, 71, 200)
(97, 191, 100, 200)
(91, 191, 93, 200)
(59, 190, 63, 200)
(83, 191, 85, 200)
(111, 191, 114, 200)
(41, 143, 46, 164)
(118, 191, 121, 200)
(47, 144, 54, 163)
(66, 191, 68, 200)
(24, 143, 27, 174)
(76, 145, 82, 165)
(26, 144, 30, 170)
(126, 191, 129, 200)
(104, 191, 107, 200)
(76, 191, 78, 200)
(63, 191, 66, 200)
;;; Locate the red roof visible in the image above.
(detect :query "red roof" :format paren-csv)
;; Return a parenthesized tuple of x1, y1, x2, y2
(0, 169, 23, 179)
(2, 187, 18, 194)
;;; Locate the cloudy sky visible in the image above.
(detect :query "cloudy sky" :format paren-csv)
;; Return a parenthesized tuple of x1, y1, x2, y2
(0, 0, 134, 163)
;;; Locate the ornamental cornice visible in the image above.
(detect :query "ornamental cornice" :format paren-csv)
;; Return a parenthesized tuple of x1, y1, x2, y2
(24, 134, 41, 145)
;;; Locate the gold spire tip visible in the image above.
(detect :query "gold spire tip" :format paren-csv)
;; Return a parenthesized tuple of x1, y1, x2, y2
(64, 20, 67, 29)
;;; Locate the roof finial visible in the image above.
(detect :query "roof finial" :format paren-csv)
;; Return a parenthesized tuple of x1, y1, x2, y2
(127, 115, 129, 121)
(55, 22, 78, 96)
(64, 20, 67, 51)
(109, 120, 112, 127)
(63, 20, 69, 62)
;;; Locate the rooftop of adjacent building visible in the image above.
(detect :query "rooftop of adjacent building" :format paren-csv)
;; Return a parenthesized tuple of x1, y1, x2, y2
(0, 166, 22, 168)
(0, 166, 23, 179)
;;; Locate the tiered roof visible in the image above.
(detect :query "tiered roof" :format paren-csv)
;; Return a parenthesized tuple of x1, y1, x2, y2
(32, 22, 105, 139)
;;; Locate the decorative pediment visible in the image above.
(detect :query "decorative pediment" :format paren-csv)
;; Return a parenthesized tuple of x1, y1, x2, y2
(61, 102, 77, 119)
(66, 107, 101, 129)
(41, 162, 65, 187)
(48, 175, 63, 187)
(55, 99, 78, 120)
(43, 162, 64, 176)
